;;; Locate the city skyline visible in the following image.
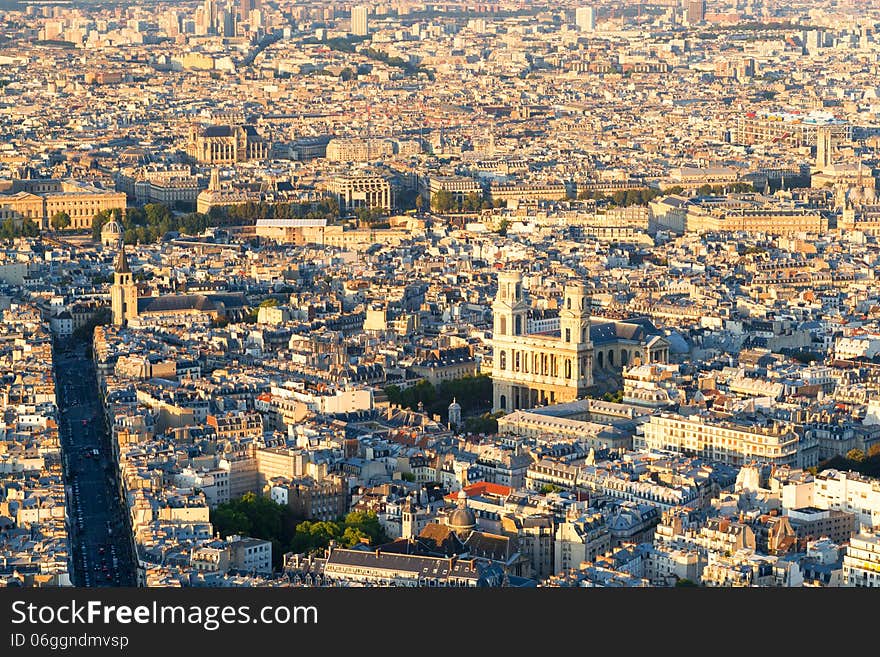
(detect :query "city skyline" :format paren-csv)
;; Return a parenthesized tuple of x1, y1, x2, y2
(1, 0, 880, 591)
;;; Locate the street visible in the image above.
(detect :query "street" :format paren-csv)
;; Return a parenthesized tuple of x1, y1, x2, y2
(55, 339, 137, 587)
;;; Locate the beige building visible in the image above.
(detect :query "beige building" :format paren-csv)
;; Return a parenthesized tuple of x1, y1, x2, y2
(268, 474, 347, 522)
(186, 124, 269, 164)
(116, 165, 204, 206)
(641, 413, 818, 468)
(325, 138, 394, 163)
(555, 511, 611, 573)
(843, 531, 880, 587)
(488, 181, 569, 203)
(327, 173, 392, 214)
(684, 205, 827, 235)
(491, 270, 593, 412)
(0, 179, 126, 230)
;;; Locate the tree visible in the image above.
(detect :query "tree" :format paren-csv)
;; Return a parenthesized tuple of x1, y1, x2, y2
(463, 411, 503, 435)
(868, 444, 880, 459)
(385, 375, 494, 421)
(0, 217, 39, 240)
(50, 211, 71, 231)
(463, 191, 482, 212)
(415, 194, 424, 212)
(675, 578, 699, 587)
(431, 189, 455, 213)
(847, 449, 866, 463)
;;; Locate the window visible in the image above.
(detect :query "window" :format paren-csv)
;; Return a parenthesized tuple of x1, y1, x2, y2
(565, 328, 571, 343)
(500, 351, 506, 369)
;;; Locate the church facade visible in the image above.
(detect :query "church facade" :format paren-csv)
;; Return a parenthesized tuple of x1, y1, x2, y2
(490, 271, 671, 413)
(186, 124, 269, 165)
(491, 271, 594, 412)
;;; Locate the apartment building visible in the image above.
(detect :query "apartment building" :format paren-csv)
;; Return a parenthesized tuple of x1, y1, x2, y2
(641, 413, 818, 468)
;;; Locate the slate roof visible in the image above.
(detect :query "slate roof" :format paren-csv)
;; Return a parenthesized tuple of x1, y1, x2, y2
(137, 294, 217, 314)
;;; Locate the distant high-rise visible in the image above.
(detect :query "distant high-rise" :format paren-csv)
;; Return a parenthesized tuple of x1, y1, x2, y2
(238, 0, 257, 22)
(352, 5, 369, 36)
(203, 0, 217, 32)
(687, 0, 706, 24)
(575, 6, 596, 32)
(221, 9, 236, 37)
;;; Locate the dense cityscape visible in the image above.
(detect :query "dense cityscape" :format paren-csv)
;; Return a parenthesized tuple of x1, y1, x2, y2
(1, 0, 880, 589)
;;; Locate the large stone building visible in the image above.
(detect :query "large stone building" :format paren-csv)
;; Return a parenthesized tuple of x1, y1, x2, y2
(0, 178, 126, 230)
(186, 124, 269, 164)
(491, 271, 594, 412)
(843, 531, 880, 587)
(111, 243, 231, 327)
(116, 165, 204, 206)
(490, 271, 671, 413)
(640, 413, 819, 468)
(327, 173, 392, 214)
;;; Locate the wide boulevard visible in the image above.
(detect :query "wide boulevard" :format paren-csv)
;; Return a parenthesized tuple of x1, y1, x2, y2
(55, 338, 137, 587)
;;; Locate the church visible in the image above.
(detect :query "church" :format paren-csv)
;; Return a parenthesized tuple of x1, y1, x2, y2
(110, 243, 242, 327)
(186, 123, 269, 165)
(490, 270, 670, 412)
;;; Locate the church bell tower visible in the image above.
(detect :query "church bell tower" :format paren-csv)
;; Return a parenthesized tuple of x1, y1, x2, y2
(111, 245, 138, 326)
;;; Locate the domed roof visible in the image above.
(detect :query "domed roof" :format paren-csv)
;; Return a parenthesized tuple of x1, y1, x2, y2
(101, 220, 123, 235)
(447, 507, 476, 532)
(447, 490, 475, 533)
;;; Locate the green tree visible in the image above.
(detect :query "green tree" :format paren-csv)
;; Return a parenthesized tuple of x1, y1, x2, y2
(50, 211, 71, 231)
(847, 449, 866, 463)
(342, 526, 369, 546)
(462, 411, 503, 435)
(210, 492, 297, 570)
(432, 189, 455, 213)
(462, 191, 482, 212)
(0, 217, 40, 240)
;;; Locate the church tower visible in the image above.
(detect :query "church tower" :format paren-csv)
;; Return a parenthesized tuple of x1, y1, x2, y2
(492, 270, 528, 338)
(561, 282, 591, 348)
(491, 271, 594, 412)
(111, 245, 138, 326)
